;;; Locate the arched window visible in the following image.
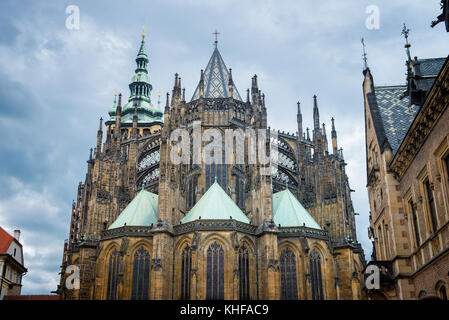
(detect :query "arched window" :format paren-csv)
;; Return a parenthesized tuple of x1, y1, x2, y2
(439, 286, 447, 300)
(106, 249, 120, 300)
(280, 247, 298, 300)
(181, 246, 192, 299)
(206, 241, 224, 300)
(309, 250, 324, 300)
(239, 245, 250, 299)
(131, 247, 151, 300)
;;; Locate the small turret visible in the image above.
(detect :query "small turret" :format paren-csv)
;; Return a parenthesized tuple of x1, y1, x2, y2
(313, 95, 320, 130)
(297, 101, 303, 139)
(322, 123, 328, 154)
(331, 117, 338, 156)
(228, 68, 234, 98)
(171, 73, 182, 107)
(96, 117, 103, 157)
(199, 69, 205, 98)
(251, 75, 259, 105)
(114, 93, 122, 142)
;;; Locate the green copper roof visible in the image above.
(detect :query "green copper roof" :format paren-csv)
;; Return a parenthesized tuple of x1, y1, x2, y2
(181, 180, 250, 224)
(106, 36, 163, 126)
(272, 189, 321, 229)
(108, 189, 158, 229)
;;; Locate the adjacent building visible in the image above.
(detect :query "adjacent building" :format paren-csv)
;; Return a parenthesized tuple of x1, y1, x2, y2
(0, 227, 26, 299)
(363, 36, 449, 299)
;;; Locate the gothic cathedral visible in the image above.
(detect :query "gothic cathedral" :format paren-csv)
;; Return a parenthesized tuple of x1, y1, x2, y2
(58, 32, 365, 300)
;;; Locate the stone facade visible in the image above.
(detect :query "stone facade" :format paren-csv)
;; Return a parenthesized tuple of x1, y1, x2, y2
(363, 49, 449, 300)
(58, 35, 365, 300)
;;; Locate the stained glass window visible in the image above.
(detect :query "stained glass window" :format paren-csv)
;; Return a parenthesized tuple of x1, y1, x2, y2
(131, 247, 150, 300)
(205, 157, 227, 192)
(239, 246, 250, 299)
(106, 249, 120, 300)
(206, 241, 224, 300)
(309, 250, 324, 300)
(280, 248, 298, 300)
(181, 246, 192, 299)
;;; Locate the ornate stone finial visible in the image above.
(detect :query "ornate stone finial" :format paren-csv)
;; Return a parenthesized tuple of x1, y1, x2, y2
(361, 37, 368, 69)
(402, 23, 412, 61)
(212, 29, 220, 48)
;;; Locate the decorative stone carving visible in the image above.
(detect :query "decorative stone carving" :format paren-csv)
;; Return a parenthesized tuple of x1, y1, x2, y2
(268, 259, 279, 272)
(152, 258, 163, 271)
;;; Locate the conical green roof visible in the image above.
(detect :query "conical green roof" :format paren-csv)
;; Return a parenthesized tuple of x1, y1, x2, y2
(272, 189, 321, 229)
(108, 189, 158, 229)
(181, 181, 249, 224)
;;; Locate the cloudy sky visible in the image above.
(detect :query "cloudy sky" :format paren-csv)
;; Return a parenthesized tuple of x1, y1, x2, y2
(0, 0, 447, 295)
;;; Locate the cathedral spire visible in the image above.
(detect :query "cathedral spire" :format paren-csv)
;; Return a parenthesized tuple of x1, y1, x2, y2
(191, 45, 242, 101)
(128, 31, 152, 103)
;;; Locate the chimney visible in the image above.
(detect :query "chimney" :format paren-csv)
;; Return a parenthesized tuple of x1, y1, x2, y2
(14, 230, 21, 242)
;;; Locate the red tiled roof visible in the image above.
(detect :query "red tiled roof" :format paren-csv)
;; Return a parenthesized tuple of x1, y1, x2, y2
(0, 226, 14, 254)
(4, 295, 59, 300)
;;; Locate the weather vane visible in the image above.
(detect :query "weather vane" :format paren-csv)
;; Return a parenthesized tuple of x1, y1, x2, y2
(212, 29, 220, 48)
(142, 26, 146, 39)
(401, 23, 412, 60)
(361, 37, 368, 70)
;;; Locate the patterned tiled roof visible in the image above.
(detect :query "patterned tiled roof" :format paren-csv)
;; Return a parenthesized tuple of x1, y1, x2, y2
(374, 86, 418, 155)
(411, 58, 446, 94)
(191, 47, 242, 101)
(414, 58, 446, 77)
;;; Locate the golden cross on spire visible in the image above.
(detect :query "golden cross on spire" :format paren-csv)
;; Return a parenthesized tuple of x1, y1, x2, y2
(142, 26, 146, 39)
(212, 29, 220, 48)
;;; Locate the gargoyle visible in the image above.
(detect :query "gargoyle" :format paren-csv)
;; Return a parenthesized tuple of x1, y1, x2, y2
(431, 0, 449, 32)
